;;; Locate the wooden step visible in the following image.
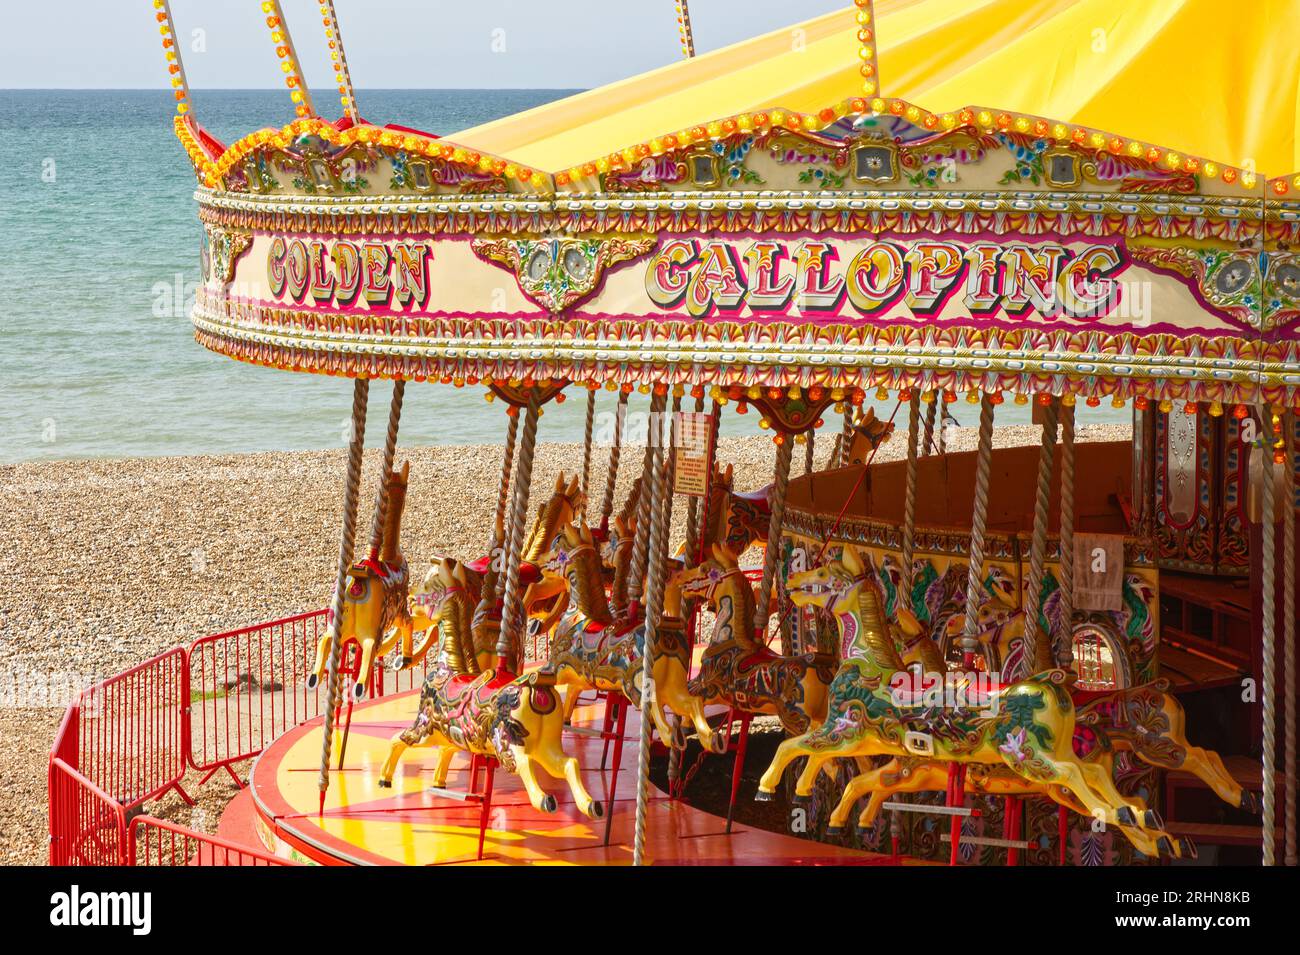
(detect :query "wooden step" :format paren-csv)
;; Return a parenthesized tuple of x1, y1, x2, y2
(1163, 820, 1282, 847)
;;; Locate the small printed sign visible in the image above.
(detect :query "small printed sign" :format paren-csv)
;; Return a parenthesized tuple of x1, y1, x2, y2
(672, 411, 713, 497)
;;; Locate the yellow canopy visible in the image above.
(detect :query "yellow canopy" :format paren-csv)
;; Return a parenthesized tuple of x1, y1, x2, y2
(450, 0, 1300, 178)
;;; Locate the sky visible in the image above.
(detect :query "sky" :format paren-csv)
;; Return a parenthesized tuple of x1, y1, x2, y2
(2, 1, 848, 89)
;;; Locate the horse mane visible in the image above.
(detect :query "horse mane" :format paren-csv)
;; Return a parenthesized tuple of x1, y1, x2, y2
(855, 578, 904, 672)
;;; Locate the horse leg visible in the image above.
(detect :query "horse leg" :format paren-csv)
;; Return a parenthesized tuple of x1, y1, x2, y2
(655, 658, 722, 753)
(508, 745, 558, 814)
(379, 725, 441, 787)
(305, 631, 334, 689)
(1075, 753, 1160, 830)
(757, 733, 819, 800)
(793, 753, 835, 800)
(827, 762, 895, 834)
(431, 745, 456, 788)
(351, 635, 379, 700)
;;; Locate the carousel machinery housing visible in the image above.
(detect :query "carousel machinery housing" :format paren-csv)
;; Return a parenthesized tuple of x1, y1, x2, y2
(47, 0, 1300, 866)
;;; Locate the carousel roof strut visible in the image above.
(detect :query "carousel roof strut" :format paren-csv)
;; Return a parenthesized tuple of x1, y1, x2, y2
(261, 0, 316, 118)
(320, 0, 360, 122)
(152, 1, 193, 121)
(674, 1, 696, 59)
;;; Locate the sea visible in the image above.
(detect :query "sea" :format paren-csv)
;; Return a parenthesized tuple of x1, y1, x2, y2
(0, 89, 1128, 465)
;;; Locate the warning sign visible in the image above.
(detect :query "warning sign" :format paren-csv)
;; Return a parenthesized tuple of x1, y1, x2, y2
(672, 411, 713, 497)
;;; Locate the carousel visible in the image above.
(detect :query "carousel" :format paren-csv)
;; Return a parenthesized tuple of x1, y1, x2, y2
(47, 0, 1299, 867)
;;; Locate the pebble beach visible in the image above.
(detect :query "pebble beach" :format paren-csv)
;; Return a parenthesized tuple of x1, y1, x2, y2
(0, 422, 1127, 864)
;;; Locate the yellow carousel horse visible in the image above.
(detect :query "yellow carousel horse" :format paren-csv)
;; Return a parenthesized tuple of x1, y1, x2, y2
(307, 462, 414, 700)
(536, 521, 724, 753)
(677, 544, 835, 734)
(377, 564, 602, 818)
(754, 546, 1160, 835)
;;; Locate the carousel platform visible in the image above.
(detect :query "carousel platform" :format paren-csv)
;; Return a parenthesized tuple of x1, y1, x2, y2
(240, 689, 892, 866)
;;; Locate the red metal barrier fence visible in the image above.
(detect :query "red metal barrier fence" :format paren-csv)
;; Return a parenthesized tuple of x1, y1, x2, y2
(47, 607, 485, 866)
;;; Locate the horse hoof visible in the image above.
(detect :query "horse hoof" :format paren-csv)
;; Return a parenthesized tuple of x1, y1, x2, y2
(589, 801, 605, 819)
(352, 682, 366, 701)
(377, 779, 391, 789)
(1181, 837, 1199, 860)
(826, 825, 844, 838)
(541, 795, 558, 813)
(399, 656, 412, 670)
(754, 790, 774, 803)
(1156, 835, 1175, 857)
(792, 793, 811, 807)
(305, 673, 319, 690)
(1115, 806, 1136, 827)
(1142, 808, 1164, 831)
(1241, 790, 1261, 814)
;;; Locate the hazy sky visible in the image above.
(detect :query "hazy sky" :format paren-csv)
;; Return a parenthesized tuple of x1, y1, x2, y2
(2, 1, 847, 89)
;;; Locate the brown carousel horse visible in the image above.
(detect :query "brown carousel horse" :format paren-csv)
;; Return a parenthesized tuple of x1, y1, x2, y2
(755, 547, 1169, 839)
(841, 406, 896, 466)
(535, 522, 724, 753)
(307, 462, 414, 700)
(377, 561, 602, 819)
(677, 544, 835, 735)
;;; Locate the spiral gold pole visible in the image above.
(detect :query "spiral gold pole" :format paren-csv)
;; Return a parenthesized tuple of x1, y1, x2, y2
(317, 378, 369, 812)
(959, 395, 996, 661)
(628, 395, 664, 609)
(1024, 398, 1060, 674)
(839, 405, 854, 466)
(633, 401, 673, 865)
(683, 393, 707, 558)
(580, 389, 596, 523)
(1285, 413, 1297, 866)
(1057, 402, 1077, 668)
(1262, 433, 1278, 866)
(938, 394, 948, 455)
(753, 436, 794, 648)
(600, 392, 629, 532)
(901, 393, 921, 594)
(365, 381, 406, 556)
(497, 395, 541, 671)
(922, 394, 936, 457)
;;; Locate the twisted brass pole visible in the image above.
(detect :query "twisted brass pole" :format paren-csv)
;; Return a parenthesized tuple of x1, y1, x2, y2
(959, 395, 996, 661)
(1057, 403, 1077, 668)
(497, 395, 541, 671)
(599, 392, 629, 532)
(1285, 412, 1297, 866)
(1024, 399, 1060, 675)
(579, 389, 596, 523)
(753, 436, 794, 646)
(1262, 434, 1277, 866)
(633, 400, 673, 865)
(317, 378, 369, 812)
(901, 393, 920, 594)
(366, 381, 406, 556)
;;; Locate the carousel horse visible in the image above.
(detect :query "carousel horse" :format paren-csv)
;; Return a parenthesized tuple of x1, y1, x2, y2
(307, 462, 414, 700)
(828, 752, 1194, 859)
(932, 579, 1258, 814)
(842, 406, 896, 466)
(678, 544, 835, 735)
(694, 462, 772, 559)
(377, 572, 602, 819)
(837, 610, 1194, 857)
(536, 521, 724, 753)
(754, 546, 1159, 835)
(400, 558, 486, 670)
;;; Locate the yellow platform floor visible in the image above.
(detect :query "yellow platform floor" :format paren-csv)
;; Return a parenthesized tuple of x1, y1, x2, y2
(248, 688, 891, 866)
